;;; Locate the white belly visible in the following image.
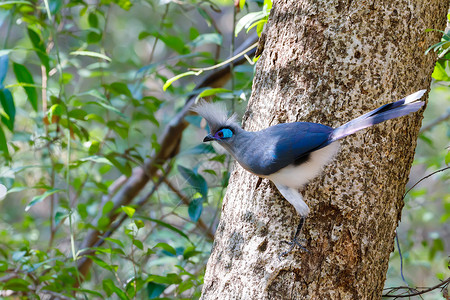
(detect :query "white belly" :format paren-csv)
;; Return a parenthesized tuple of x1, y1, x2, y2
(266, 142, 340, 188)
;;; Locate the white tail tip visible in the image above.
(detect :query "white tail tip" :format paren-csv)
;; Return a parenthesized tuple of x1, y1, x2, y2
(404, 89, 427, 104)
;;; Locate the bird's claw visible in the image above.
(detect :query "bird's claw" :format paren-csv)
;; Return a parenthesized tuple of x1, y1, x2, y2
(278, 216, 308, 260)
(278, 238, 308, 260)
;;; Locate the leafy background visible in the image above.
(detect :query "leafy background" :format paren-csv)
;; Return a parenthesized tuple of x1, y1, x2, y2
(0, 0, 448, 299)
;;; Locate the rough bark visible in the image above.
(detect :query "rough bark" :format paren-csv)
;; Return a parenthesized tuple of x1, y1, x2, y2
(201, 1, 448, 299)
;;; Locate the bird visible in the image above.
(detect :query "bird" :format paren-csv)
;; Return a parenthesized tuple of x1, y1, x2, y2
(192, 90, 426, 257)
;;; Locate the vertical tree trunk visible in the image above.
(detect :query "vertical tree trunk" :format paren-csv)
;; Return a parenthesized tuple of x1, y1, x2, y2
(201, 1, 447, 299)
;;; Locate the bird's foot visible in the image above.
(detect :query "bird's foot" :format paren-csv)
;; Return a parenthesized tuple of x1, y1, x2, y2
(278, 237, 308, 260)
(278, 216, 308, 260)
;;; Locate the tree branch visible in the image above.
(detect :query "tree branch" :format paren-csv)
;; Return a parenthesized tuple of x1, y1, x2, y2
(75, 32, 258, 280)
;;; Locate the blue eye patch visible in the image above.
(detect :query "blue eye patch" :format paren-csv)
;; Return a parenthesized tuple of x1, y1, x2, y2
(216, 128, 233, 139)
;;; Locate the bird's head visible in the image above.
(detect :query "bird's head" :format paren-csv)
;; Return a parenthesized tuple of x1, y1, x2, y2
(191, 100, 240, 146)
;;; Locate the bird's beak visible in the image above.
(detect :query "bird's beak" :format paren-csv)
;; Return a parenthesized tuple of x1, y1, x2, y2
(203, 134, 214, 142)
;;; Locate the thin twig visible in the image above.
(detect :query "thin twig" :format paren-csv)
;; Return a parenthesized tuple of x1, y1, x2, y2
(403, 166, 450, 199)
(383, 276, 450, 298)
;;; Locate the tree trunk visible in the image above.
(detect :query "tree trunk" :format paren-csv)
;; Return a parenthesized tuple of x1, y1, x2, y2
(201, 1, 448, 299)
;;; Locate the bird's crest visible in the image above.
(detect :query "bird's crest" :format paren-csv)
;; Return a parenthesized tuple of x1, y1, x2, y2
(191, 100, 239, 133)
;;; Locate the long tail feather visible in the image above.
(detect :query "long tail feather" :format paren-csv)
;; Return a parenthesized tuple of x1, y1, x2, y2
(330, 90, 426, 142)
(274, 182, 310, 216)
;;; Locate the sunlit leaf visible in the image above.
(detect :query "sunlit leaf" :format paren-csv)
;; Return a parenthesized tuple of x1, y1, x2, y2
(431, 60, 450, 81)
(25, 189, 64, 211)
(0, 1, 32, 6)
(163, 71, 200, 91)
(235, 11, 266, 36)
(122, 205, 135, 218)
(196, 88, 230, 99)
(70, 50, 111, 61)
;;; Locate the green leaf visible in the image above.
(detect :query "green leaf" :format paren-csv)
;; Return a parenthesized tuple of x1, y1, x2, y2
(196, 88, 230, 99)
(103, 278, 129, 299)
(190, 33, 222, 47)
(88, 12, 99, 27)
(134, 219, 144, 229)
(68, 108, 87, 120)
(178, 165, 208, 200)
(27, 29, 50, 72)
(431, 60, 450, 81)
(105, 154, 132, 177)
(153, 242, 176, 256)
(102, 201, 114, 215)
(70, 50, 111, 62)
(0, 1, 32, 6)
(445, 151, 450, 165)
(108, 82, 132, 98)
(13, 63, 37, 111)
(0, 54, 8, 86)
(49, 0, 63, 14)
(158, 34, 188, 54)
(122, 205, 135, 218)
(147, 282, 166, 299)
(137, 216, 191, 243)
(0, 260, 7, 272)
(163, 71, 200, 91)
(48, 103, 62, 123)
(0, 89, 15, 131)
(25, 188, 64, 211)
(188, 198, 203, 222)
(101, 237, 125, 248)
(54, 211, 68, 225)
(133, 239, 144, 250)
(71, 288, 103, 298)
(78, 155, 112, 165)
(87, 101, 126, 118)
(3, 278, 30, 292)
(239, 0, 246, 10)
(235, 11, 266, 36)
(146, 274, 181, 284)
(87, 255, 117, 272)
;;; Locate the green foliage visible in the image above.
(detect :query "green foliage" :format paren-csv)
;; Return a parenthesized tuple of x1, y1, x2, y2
(0, 0, 254, 298)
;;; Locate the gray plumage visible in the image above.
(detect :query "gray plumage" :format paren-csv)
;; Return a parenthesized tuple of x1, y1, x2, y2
(193, 90, 426, 217)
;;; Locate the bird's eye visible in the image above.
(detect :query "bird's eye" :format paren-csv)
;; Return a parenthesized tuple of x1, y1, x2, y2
(216, 128, 233, 139)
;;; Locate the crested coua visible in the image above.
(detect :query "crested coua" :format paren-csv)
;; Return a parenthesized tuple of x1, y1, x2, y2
(192, 90, 426, 256)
